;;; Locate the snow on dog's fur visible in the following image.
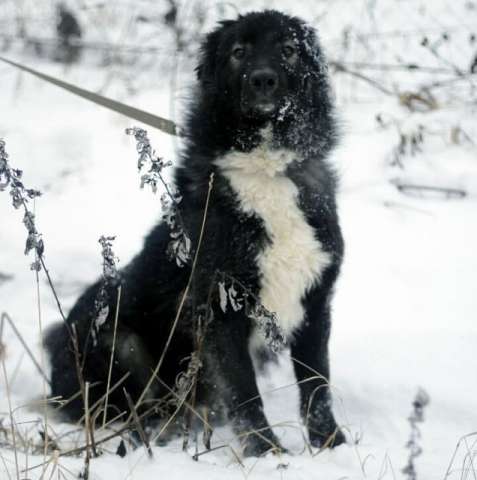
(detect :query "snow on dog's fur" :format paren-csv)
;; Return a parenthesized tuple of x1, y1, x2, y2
(45, 10, 345, 456)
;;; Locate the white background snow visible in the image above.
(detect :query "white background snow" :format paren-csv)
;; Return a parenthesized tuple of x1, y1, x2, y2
(0, 0, 476, 479)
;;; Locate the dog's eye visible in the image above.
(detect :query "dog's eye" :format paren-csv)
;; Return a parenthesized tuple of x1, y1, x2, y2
(232, 47, 245, 60)
(282, 45, 296, 59)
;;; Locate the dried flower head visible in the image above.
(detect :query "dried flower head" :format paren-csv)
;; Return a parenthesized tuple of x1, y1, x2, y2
(0, 139, 43, 271)
(92, 236, 121, 340)
(126, 127, 191, 267)
(402, 388, 431, 480)
(218, 273, 286, 353)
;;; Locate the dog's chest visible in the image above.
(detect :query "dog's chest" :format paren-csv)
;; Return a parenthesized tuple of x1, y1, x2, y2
(214, 147, 331, 339)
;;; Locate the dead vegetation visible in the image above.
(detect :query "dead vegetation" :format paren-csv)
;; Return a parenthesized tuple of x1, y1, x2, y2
(0, 0, 476, 479)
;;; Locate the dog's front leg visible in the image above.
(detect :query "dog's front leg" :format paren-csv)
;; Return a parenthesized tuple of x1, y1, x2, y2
(291, 286, 346, 449)
(204, 311, 284, 457)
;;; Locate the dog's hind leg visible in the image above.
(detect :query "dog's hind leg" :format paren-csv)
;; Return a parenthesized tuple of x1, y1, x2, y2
(44, 322, 87, 419)
(46, 322, 166, 422)
(100, 327, 164, 406)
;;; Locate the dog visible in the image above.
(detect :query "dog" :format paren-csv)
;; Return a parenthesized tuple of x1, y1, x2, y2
(45, 10, 345, 457)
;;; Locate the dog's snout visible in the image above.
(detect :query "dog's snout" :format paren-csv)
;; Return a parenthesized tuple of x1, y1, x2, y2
(249, 68, 279, 95)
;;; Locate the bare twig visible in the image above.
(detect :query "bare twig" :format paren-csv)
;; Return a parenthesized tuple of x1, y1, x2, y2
(202, 407, 212, 451)
(444, 432, 477, 480)
(1, 312, 50, 386)
(1, 356, 20, 480)
(70, 325, 94, 457)
(123, 390, 153, 459)
(82, 382, 92, 480)
(102, 285, 122, 428)
(421, 72, 477, 91)
(33, 250, 51, 475)
(78, 372, 130, 425)
(331, 61, 394, 96)
(0, 316, 5, 362)
(329, 60, 457, 74)
(392, 180, 467, 199)
(192, 442, 231, 460)
(0, 32, 167, 55)
(0, 449, 13, 480)
(421, 39, 466, 77)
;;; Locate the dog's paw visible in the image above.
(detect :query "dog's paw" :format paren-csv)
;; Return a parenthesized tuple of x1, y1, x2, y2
(242, 432, 287, 458)
(308, 426, 346, 449)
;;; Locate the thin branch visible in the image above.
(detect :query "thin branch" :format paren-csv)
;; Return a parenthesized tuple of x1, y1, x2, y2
(0, 449, 13, 480)
(102, 285, 122, 428)
(82, 382, 91, 480)
(331, 61, 394, 96)
(392, 181, 467, 198)
(1, 356, 20, 480)
(0, 32, 168, 55)
(444, 432, 477, 480)
(1, 312, 51, 386)
(329, 60, 457, 75)
(34, 254, 50, 475)
(421, 41, 466, 77)
(123, 390, 153, 459)
(78, 372, 131, 425)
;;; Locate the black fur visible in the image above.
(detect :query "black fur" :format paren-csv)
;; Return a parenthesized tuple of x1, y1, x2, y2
(45, 10, 345, 456)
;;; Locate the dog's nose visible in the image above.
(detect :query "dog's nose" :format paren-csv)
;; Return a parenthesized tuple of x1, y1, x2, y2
(249, 68, 279, 95)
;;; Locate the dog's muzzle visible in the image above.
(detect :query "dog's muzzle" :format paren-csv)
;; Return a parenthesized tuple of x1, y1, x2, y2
(242, 67, 280, 117)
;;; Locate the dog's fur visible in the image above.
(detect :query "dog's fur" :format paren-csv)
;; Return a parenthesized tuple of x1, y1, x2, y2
(45, 10, 345, 456)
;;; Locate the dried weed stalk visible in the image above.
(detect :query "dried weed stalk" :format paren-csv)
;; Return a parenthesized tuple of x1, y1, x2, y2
(402, 388, 430, 480)
(0, 139, 42, 272)
(126, 127, 191, 267)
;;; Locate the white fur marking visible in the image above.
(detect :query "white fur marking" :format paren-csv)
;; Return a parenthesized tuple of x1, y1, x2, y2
(215, 146, 331, 343)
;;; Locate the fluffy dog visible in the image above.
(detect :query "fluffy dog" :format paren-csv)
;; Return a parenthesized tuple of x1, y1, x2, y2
(45, 10, 345, 456)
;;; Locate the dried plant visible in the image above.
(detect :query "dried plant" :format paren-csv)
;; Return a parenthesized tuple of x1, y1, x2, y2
(174, 351, 202, 403)
(126, 127, 191, 267)
(247, 303, 286, 354)
(92, 235, 121, 337)
(375, 116, 426, 169)
(218, 273, 286, 353)
(444, 432, 477, 480)
(0, 139, 43, 271)
(403, 388, 431, 480)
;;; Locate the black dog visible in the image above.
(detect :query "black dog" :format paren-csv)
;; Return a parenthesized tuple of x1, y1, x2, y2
(45, 10, 345, 456)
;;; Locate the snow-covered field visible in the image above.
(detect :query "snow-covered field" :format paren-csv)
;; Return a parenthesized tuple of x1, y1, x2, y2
(1, 1, 476, 479)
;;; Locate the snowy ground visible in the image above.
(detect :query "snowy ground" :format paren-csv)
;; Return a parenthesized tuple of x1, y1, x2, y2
(1, 1, 477, 479)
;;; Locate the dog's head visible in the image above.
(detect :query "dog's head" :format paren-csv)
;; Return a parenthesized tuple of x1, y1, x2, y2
(197, 10, 330, 125)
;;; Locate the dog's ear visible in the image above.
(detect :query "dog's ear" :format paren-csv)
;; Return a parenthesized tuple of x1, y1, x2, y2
(299, 23, 332, 101)
(301, 23, 328, 77)
(196, 20, 235, 83)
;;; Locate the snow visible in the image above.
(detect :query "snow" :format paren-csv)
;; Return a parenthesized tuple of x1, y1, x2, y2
(1, 1, 477, 479)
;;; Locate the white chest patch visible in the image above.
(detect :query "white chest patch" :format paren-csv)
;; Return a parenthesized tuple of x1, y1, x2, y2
(214, 146, 331, 342)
